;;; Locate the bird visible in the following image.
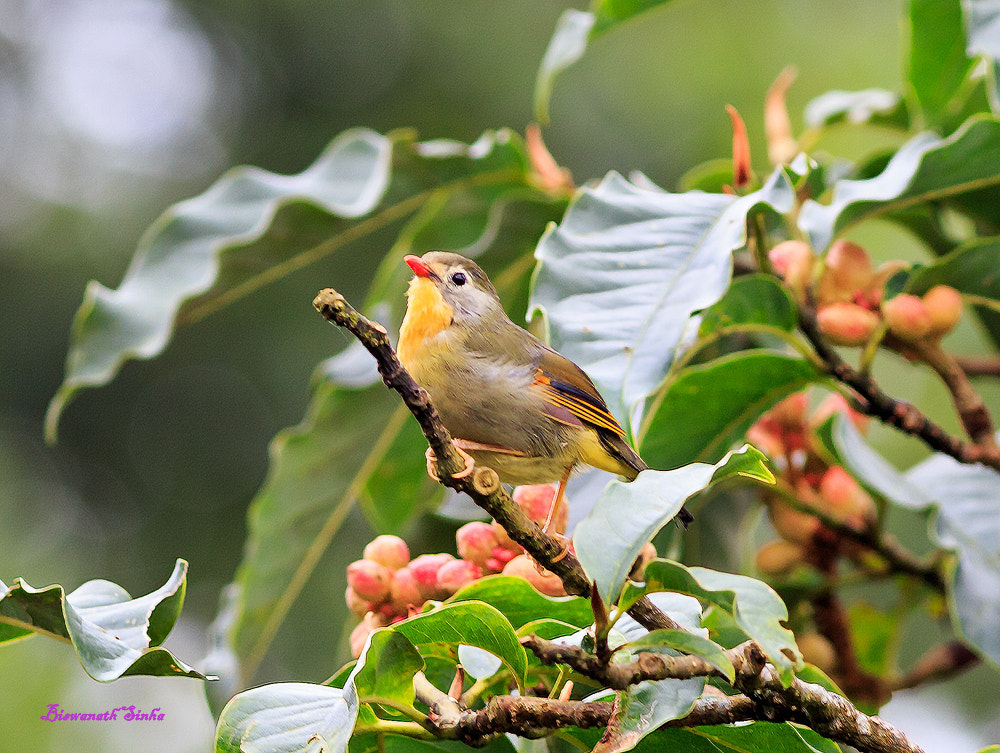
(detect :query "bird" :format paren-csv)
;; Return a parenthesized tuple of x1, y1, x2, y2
(397, 251, 693, 540)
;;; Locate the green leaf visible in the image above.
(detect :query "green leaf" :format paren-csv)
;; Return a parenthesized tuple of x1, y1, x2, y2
(533, 10, 595, 124)
(215, 682, 357, 753)
(574, 445, 774, 603)
(623, 559, 801, 685)
(907, 443, 1000, 663)
(697, 274, 798, 336)
(447, 575, 594, 629)
(392, 602, 527, 687)
(803, 89, 909, 130)
(963, 0, 1000, 112)
(350, 629, 423, 710)
(533, 2, 678, 122)
(816, 413, 932, 510)
(567, 720, 840, 753)
(625, 629, 734, 682)
(531, 169, 795, 433)
(641, 352, 819, 470)
(799, 116, 1000, 252)
(595, 677, 705, 753)
(227, 382, 405, 681)
(848, 603, 899, 677)
(46, 128, 531, 441)
(908, 0, 975, 128)
(906, 236, 1000, 308)
(0, 560, 205, 681)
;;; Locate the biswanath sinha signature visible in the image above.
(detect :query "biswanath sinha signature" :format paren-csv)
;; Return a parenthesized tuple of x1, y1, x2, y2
(40, 704, 165, 721)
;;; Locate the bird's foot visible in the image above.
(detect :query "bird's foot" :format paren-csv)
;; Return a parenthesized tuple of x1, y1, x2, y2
(424, 444, 476, 482)
(531, 531, 571, 573)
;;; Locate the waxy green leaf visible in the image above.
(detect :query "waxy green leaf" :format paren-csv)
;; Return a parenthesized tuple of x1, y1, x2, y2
(574, 445, 774, 603)
(641, 352, 819, 470)
(447, 575, 593, 629)
(215, 682, 357, 753)
(392, 602, 527, 687)
(799, 117, 1000, 252)
(906, 236, 1000, 308)
(531, 169, 794, 433)
(0, 560, 204, 681)
(622, 559, 801, 685)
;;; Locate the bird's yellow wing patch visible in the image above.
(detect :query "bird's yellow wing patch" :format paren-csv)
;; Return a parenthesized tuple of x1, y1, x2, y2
(532, 370, 626, 438)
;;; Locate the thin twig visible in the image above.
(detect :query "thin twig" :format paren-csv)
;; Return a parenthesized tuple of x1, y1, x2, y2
(797, 297, 1000, 472)
(955, 354, 1000, 378)
(888, 641, 980, 692)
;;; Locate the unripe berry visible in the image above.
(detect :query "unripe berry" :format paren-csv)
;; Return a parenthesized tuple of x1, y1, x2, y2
(456, 522, 500, 569)
(817, 240, 873, 305)
(768, 240, 813, 296)
(922, 285, 963, 337)
(490, 521, 522, 554)
(408, 553, 456, 600)
(344, 586, 370, 618)
(883, 294, 931, 341)
(818, 466, 875, 531)
(796, 632, 837, 672)
(502, 555, 566, 597)
(363, 535, 410, 571)
(346, 559, 392, 603)
(768, 498, 821, 546)
(436, 559, 483, 595)
(816, 302, 880, 346)
(755, 540, 806, 575)
(389, 566, 423, 614)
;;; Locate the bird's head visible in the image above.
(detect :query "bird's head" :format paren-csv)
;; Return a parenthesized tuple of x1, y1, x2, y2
(403, 252, 504, 326)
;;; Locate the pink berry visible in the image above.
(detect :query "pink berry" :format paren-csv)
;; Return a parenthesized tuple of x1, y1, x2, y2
(408, 553, 456, 599)
(456, 522, 500, 569)
(346, 559, 392, 603)
(363, 535, 410, 570)
(349, 613, 381, 659)
(344, 586, 370, 618)
(883, 294, 932, 341)
(816, 240, 873, 305)
(817, 302, 880, 346)
(490, 521, 522, 554)
(436, 559, 482, 595)
(513, 484, 568, 532)
(502, 555, 566, 597)
(809, 393, 869, 434)
(818, 466, 875, 531)
(389, 566, 423, 614)
(768, 240, 813, 296)
(922, 285, 963, 338)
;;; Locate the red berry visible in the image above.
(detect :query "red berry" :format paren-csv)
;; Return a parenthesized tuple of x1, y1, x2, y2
(389, 567, 423, 614)
(922, 285, 963, 338)
(883, 294, 931, 342)
(456, 522, 500, 569)
(817, 302, 880, 346)
(408, 553, 456, 600)
(502, 555, 566, 597)
(436, 559, 482, 595)
(363, 535, 410, 570)
(346, 559, 392, 603)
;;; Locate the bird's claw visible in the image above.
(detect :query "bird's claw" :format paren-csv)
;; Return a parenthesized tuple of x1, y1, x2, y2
(424, 444, 476, 482)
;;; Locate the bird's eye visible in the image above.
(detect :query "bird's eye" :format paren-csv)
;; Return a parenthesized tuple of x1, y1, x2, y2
(451, 272, 467, 286)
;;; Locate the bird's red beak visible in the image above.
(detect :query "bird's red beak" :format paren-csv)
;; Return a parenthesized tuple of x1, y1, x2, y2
(404, 255, 433, 278)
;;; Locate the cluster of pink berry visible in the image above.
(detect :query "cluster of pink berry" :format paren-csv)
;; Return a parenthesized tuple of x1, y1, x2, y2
(345, 484, 569, 657)
(770, 239, 963, 346)
(749, 391, 877, 575)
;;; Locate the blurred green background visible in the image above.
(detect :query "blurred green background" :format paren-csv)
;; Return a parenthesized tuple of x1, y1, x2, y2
(1, 0, 997, 750)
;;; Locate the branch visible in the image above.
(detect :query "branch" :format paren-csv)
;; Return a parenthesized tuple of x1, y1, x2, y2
(523, 636, 925, 753)
(956, 354, 1000, 378)
(889, 641, 979, 692)
(797, 298, 1000, 472)
(903, 338, 997, 447)
(312, 289, 677, 631)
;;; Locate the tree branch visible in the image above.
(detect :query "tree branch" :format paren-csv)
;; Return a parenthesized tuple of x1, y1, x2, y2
(797, 297, 1000, 472)
(889, 641, 980, 692)
(956, 354, 1000, 378)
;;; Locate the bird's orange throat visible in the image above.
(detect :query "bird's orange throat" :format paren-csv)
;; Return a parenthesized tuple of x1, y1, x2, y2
(398, 277, 454, 367)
